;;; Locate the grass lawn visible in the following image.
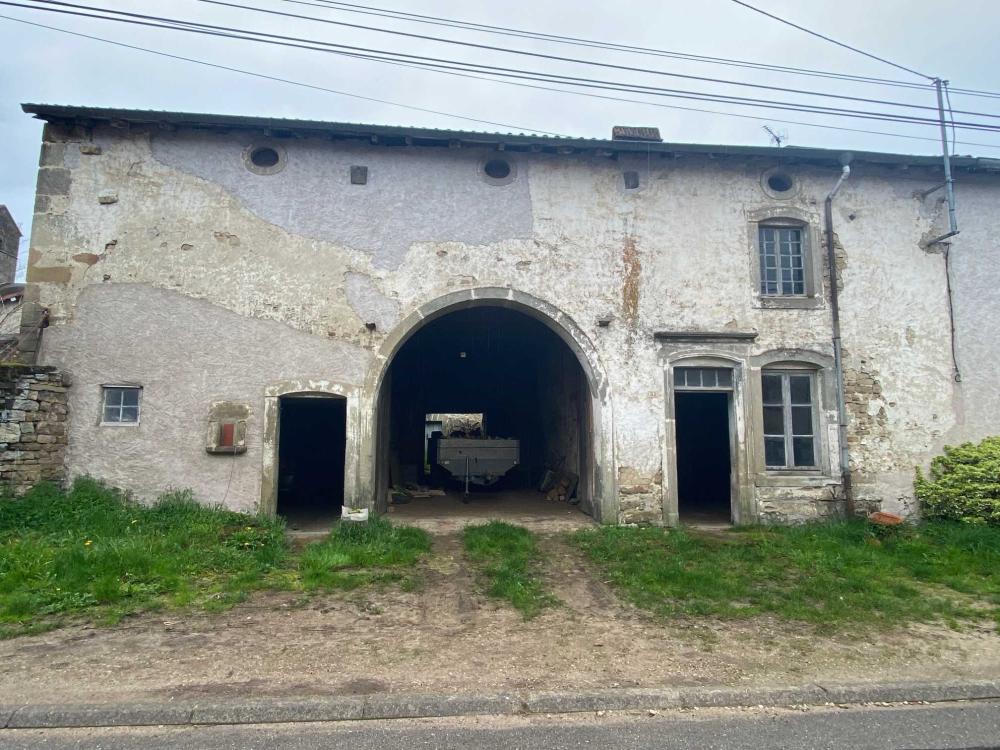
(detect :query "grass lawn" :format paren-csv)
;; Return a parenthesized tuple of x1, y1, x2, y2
(573, 522, 1000, 630)
(0, 479, 430, 638)
(462, 521, 556, 618)
(299, 514, 431, 591)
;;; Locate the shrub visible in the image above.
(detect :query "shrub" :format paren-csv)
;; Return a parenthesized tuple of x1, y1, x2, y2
(915, 436, 1000, 526)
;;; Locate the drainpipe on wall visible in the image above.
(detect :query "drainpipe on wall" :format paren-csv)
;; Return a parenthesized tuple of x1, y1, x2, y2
(825, 158, 854, 516)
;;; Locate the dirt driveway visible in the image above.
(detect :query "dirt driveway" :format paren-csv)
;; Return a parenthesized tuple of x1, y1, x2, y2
(0, 528, 997, 705)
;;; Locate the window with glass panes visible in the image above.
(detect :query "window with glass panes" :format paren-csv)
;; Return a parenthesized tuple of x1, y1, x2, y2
(673, 367, 733, 390)
(101, 386, 141, 424)
(761, 371, 816, 468)
(759, 225, 805, 296)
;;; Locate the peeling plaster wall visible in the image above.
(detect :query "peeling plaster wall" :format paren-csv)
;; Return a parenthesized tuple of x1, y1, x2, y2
(39, 284, 369, 511)
(22, 122, 1000, 520)
(947, 178, 1000, 453)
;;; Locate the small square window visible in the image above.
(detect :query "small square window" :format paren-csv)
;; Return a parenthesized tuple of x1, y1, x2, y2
(101, 386, 141, 425)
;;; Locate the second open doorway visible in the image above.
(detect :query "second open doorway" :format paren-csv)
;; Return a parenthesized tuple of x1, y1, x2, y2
(673, 366, 735, 524)
(277, 394, 347, 531)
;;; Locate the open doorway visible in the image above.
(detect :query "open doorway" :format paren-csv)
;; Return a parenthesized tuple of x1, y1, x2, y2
(277, 395, 347, 530)
(673, 367, 734, 524)
(375, 304, 595, 524)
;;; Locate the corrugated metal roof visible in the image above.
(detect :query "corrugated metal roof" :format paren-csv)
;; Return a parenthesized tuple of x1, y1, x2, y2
(21, 103, 1000, 172)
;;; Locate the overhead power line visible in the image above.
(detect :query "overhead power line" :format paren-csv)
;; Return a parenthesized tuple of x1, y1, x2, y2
(160, 0, 986, 119)
(7, 12, 1000, 152)
(728, 0, 934, 81)
(0, 15, 565, 135)
(286, 0, 1000, 99)
(9, 1, 1000, 135)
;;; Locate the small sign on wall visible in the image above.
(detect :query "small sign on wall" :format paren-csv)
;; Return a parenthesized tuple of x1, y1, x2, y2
(206, 419, 248, 454)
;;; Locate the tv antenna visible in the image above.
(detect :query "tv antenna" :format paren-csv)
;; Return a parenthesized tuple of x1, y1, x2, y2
(763, 125, 787, 147)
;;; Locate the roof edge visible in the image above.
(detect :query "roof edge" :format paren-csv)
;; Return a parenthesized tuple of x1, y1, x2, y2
(21, 103, 1000, 172)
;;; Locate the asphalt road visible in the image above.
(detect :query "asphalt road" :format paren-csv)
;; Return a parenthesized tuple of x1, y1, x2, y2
(3, 701, 999, 750)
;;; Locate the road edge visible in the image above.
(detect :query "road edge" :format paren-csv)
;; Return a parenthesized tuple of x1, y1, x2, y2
(3, 679, 999, 729)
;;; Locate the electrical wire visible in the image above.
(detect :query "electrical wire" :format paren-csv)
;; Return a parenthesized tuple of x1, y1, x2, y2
(8, 12, 1000, 152)
(728, 0, 934, 81)
(180, 0, 962, 117)
(286, 0, 1000, 100)
(945, 82, 958, 155)
(9, 1, 1000, 134)
(0, 19, 565, 134)
(9, 12, 1000, 152)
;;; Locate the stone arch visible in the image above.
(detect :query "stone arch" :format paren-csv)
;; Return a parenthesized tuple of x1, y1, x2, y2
(353, 287, 616, 522)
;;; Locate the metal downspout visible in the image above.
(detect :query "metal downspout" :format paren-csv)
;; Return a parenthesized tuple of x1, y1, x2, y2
(825, 161, 854, 516)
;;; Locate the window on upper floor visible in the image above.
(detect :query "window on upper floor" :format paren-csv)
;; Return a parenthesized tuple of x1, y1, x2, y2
(748, 208, 821, 310)
(761, 370, 817, 469)
(759, 224, 806, 297)
(101, 385, 141, 425)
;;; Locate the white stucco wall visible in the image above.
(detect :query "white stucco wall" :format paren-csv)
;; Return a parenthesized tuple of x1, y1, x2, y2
(21, 119, 1000, 522)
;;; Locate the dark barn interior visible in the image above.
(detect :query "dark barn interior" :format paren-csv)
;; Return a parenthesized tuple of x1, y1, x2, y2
(277, 395, 347, 529)
(674, 391, 732, 522)
(378, 305, 592, 515)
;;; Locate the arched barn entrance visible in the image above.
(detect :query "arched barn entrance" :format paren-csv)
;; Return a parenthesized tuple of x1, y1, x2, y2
(369, 292, 610, 523)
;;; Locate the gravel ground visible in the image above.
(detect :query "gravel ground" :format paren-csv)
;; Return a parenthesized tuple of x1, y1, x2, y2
(0, 529, 997, 705)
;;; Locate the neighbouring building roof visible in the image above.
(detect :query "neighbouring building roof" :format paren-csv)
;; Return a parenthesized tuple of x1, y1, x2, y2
(21, 102, 1000, 173)
(0, 205, 20, 237)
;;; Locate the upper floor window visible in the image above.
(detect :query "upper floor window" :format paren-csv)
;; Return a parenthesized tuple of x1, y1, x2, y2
(761, 370, 816, 469)
(749, 208, 820, 310)
(759, 225, 805, 297)
(102, 385, 141, 425)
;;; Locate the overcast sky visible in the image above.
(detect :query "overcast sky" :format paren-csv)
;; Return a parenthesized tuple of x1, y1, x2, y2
(2, 0, 999, 275)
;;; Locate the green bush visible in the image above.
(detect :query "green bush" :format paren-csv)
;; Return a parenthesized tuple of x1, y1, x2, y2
(915, 436, 1000, 526)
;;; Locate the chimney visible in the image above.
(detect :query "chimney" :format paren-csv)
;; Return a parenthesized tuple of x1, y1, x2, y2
(611, 126, 662, 142)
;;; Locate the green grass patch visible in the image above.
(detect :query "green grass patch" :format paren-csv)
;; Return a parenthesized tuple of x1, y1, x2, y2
(462, 521, 556, 618)
(572, 521, 1000, 630)
(299, 514, 431, 591)
(0, 478, 287, 637)
(0, 479, 431, 637)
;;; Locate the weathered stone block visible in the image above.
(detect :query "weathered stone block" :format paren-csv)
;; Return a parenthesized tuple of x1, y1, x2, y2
(35, 435, 57, 445)
(13, 400, 39, 412)
(40, 143, 66, 167)
(36, 168, 72, 196)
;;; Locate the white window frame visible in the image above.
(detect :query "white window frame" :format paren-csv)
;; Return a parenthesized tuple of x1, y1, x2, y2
(100, 385, 142, 426)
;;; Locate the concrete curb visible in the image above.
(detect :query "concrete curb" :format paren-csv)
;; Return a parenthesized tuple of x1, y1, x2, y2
(3, 680, 999, 729)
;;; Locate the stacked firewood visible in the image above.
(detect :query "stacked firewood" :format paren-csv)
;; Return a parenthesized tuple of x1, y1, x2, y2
(546, 476, 574, 503)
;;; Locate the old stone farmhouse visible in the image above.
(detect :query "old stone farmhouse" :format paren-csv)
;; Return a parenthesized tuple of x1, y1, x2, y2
(9, 103, 1000, 526)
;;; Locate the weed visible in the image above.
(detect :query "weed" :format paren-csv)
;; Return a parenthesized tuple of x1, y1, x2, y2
(299, 515, 431, 591)
(572, 521, 1000, 630)
(462, 521, 556, 618)
(0, 479, 287, 635)
(0, 480, 432, 636)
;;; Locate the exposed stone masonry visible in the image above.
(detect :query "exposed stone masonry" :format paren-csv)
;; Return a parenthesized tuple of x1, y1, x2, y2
(0, 365, 69, 494)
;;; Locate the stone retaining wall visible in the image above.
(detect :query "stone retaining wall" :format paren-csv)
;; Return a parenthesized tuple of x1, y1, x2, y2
(0, 365, 68, 494)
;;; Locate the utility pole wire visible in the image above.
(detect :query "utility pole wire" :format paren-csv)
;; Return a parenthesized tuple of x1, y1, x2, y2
(5, 13, 999, 151)
(729, 0, 935, 81)
(9, 2, 1000, 134)
(293, 0, 1000, 97)
(165, 0, 988, 119)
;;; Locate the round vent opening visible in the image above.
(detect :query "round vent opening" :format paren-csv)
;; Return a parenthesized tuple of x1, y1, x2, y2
(483, 159, 512, 180)
(766, 172, 794, 193)
(250, 147, 280, 169)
